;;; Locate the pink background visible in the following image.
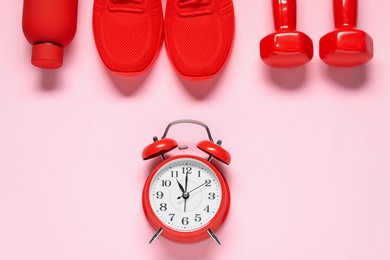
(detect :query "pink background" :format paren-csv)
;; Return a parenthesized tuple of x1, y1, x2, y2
(1, 0, 390, 259)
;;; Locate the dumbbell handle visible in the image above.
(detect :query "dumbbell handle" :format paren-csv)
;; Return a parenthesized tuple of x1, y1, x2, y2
(334, 0, 357, 28)
(273, 0, 296, 31)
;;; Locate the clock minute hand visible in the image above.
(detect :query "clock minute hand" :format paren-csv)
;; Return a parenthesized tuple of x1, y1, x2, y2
(183, 173, 189, 213)
(184, 172, 189, 192)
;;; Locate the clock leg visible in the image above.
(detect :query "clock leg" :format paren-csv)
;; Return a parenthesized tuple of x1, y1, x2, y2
(207, 228, 221, 245)
(149, 227, 163, 244)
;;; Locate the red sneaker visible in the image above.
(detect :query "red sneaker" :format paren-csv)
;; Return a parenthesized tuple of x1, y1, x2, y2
(93, 0, 164, 75)
(165, 0, 235, 80)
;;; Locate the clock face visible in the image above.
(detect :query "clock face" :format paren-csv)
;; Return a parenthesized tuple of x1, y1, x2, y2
(149, 158, 222, 232)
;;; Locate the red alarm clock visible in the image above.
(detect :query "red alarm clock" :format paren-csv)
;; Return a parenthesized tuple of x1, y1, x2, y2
(142, 120, 231, 245)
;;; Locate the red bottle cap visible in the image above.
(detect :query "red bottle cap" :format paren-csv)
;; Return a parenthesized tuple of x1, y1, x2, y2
(31, 43, 63, 69)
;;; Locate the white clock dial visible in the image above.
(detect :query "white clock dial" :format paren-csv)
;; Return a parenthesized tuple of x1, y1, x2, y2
(149, 158, 222, 232)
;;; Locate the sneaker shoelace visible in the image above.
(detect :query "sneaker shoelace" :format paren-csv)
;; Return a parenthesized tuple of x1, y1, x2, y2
(109, 0, 145, 14)
(178, 0, 212, 17)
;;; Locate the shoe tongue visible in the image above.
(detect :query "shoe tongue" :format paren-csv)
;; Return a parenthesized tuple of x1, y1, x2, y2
(178, 0, 212, 18)
(180, 0, 210, 7)
(111, 0, 143, 3)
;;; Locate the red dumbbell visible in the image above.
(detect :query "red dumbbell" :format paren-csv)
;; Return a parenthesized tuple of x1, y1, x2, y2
(260, 0, 313, 68)
(319, 0, 373, 67)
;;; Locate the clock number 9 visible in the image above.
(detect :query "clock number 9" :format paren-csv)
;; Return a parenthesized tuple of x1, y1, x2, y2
(156, 191, 163, 199)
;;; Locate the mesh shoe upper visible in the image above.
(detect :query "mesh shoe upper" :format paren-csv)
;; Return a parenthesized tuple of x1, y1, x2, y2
(165, 0, 235, 80)
(93, 0, 163, 75)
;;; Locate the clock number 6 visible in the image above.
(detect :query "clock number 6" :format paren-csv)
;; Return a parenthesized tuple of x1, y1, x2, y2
(182, 217, 189, 225)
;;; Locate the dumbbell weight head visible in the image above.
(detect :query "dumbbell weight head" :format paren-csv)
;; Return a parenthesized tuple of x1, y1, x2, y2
(260, 0, 313, 68)
(261, 31, 313, 68)
(319, 0, 373, 67)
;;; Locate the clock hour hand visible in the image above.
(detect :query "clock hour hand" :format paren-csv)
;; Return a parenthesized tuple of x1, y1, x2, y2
(178, 172, 190, 201)
(176, 179, 188, 200)
(176, 179, 185, 194)
(177, 180, 207, 199)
